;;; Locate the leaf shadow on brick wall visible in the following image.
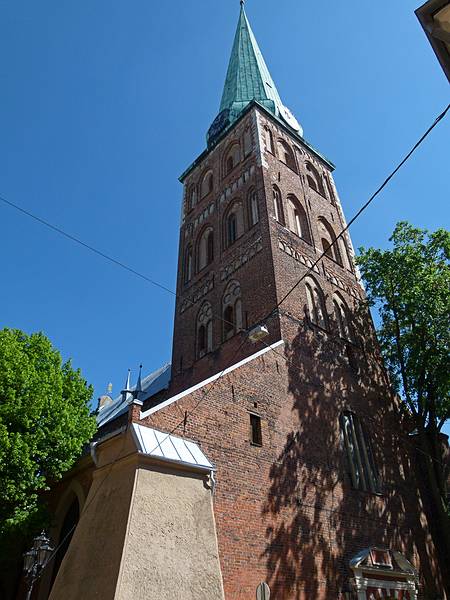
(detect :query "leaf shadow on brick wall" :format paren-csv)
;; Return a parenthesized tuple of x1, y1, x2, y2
(261, 304, 442, 599)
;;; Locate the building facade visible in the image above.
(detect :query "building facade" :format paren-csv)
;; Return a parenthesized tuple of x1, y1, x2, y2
(13, 5, 446, 600)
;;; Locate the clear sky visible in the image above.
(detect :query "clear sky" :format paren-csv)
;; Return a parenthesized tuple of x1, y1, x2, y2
(0, 1, 448, 431)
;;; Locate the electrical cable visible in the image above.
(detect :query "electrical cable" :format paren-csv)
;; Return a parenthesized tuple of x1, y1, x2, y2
(1, 104, 448, 353)
(35, 330, 253, 586)
(0, 194, 242, 338)
(10, 103, 449, 585)
(35, 432, 128, 582)
(142, 331, 252, 455)
(264, 103, 450, 317)
(257, 336, 446, 468)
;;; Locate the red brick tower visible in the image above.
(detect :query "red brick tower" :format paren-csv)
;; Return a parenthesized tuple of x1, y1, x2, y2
(170, 5, 359, 394)
(159, 5, 445, 598)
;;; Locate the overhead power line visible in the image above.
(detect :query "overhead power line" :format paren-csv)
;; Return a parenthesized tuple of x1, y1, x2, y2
(270, 103, 450, 314)
(0, 194, 177, 298)
(0, 103, 448, 321)
(28, 103, 449, 585)
(136, 102, 450, 469)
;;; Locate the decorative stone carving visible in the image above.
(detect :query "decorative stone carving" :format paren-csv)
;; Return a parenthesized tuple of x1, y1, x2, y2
(323, 267, 362, 301)
(180, 274, 215, 314)
(219, 165, 256, 206)
(278, 238, 320, 275)
(220, 235, 263, 281)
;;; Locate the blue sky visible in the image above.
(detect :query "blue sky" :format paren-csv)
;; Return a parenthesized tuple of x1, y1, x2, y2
(0, 1, 448, 433)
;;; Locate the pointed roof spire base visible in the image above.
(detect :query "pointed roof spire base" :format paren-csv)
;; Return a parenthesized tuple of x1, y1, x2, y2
(207, 4, 302, 146)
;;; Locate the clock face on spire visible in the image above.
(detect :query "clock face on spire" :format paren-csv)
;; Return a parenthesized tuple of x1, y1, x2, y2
(279, 105, 303, 135)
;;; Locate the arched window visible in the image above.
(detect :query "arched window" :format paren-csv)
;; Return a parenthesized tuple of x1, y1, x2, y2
(324, 173, 336, 204)
(277, 139, 297, 172)
(222, 280, 243, 340)
(286, 195, 311, 243)
(200, 170, 214, 198)
(333, 294, 352, 341)
(224, 143, 241, 176)
(50, 497, 80, 591)
(227, 214, 237, 246)
(183, 245, 193, 284)
(305, 277, 327, 329)
(243, 129, 252, 157)
(224, 200, 245, 248)
(338, 237, 352, 271)
(273, 186, 285, 225)
(318, 218, 343, 265)
(186, 185, 197, 213)
(247, 189, 259, 227)
(306, 162, 325, 196)
(197, 227, 214, 271)
(264, 127, 274, 154)
(340, 411, 380, 493)
(197, 302, 213, 358)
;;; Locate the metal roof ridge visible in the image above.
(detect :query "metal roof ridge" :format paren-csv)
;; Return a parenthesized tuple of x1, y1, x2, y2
(140, 339, 285, 420)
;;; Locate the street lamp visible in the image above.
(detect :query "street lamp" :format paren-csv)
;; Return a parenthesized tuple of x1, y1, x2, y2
(23, 531, 54, 600)
(341, 582, 354, 600)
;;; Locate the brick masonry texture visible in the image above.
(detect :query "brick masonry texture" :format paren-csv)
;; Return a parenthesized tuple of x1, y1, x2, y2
(38, 107, 443, 600)
(140, 107, 444, 599)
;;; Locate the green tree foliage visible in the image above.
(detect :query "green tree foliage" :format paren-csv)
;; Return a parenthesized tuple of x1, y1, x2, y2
(357, 222, 450, 591)
(0, 329, 97, 534)
(357, 222, 450, 434)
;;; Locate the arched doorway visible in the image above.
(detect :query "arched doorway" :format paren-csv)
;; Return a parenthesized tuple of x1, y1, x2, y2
(48, 497, 80, 592)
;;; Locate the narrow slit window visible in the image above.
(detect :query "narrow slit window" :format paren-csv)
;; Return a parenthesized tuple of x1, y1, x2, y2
(250, 413, 262, 446)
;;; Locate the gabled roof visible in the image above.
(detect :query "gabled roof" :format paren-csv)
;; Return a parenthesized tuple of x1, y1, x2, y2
(96, 363, 171, 428)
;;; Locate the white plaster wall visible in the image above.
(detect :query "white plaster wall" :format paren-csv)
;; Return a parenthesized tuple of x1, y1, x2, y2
(115, 465, 225, 600)
(48, 459, 136, 600)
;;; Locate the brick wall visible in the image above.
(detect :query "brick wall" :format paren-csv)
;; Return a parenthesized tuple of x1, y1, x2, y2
(146, 106, 444, 598)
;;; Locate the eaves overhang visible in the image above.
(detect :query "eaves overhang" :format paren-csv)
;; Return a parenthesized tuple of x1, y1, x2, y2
(179, 100, 335, 183)
(416, 0, 450, 82)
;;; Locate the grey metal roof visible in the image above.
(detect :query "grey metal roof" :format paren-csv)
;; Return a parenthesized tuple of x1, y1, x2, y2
(96, 363, 171, 428)
(131, 423, 214, 472)
(350, 548, 417, 574)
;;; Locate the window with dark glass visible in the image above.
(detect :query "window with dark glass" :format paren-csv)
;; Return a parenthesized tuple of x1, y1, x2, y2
(197, 302, 213, 358)
(340, 411, 380, 493)
(207, 231, 214, 264)
(248, 190, 259, 227)
(201, 171, 214, 198)
(318, 218, 343, 265)
(225, 144, 241, 176)
(306, 162, 325, 196)
(197, 227, 214, 272)
(273, 186, 285, 225)
(277, 140, 297, 172)
(287, 195, 311, 243)
(227, 213, 237, 246)
(250, 413, 262, 446)
(184, 245, 193, 284)
(222, 280, 242, 340)
(333, 295, 353, 341)
(305, 278, 327, 329)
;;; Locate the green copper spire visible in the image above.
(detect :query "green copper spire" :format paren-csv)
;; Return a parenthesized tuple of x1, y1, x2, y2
(207, 4, 302, 146)
(220, 4, 283, 116)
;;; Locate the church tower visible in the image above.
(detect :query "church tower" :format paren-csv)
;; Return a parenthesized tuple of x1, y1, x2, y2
(29, 6, 445, 600)
(171, 3, 360, 393)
